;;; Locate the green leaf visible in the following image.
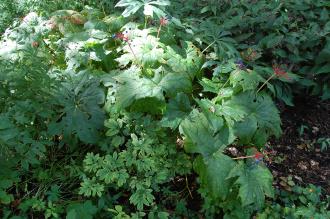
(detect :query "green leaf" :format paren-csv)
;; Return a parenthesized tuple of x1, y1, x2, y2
(79, 178, 104, 197)
(199, 78, 220, 94)
(216, 100, 247, 125)
(114, 66, 193, 111)
(114, 66, 164, 110)
(274, 83, 294, 106)
(316, 41, 330, 64)
(116, 0, 144, 17)
(180, 109, 235, 156)
(130, 97, 166, 114)
(49, 71, 105, 143)
(116, 0, 169, 17)
(234, 117, 258, 144)
(111, 135, 125, 147)
(224, 92, 281, 145)
(313, 63, 330, 75)
(164, 42, 204, 80)
(159, 73, 192, 97)
(229, 69, 263, 91)
(0, 190, 14, 204)
(195, 99, 224, 133)
(103, 15, 126, 33)
(116, 31, 164, 68)
(66, 201, 97, 219)
(321, 84, 330, 101)
(0, 115, 19, 142)
(194, 152, 235, 200)
(228, 162, 274, 208)
(161, 93, 191, 129)
(96, 154, 129, 186)
(104, 119, 120, 137)
(129, 188, 155, 210)
(259, 34, 284, 49)
(46, 185, 60, 202)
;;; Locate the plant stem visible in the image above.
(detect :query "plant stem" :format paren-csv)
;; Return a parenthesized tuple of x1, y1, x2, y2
(201, 40, 216, 54)
(212, 77, 230, 104)
(127, 41, 138, 62)
(220, 77, 230, 90)
(218, 77, 230, 94)
(157, 25, 162, 38)
(256, 74, 276, 94)
(185, 175, 193, 199)
(232, 155, 255, 160)
(127, 41, 142, 68)
(144, 16, 148, 29)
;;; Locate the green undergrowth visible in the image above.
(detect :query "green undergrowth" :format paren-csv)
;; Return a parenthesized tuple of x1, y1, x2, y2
(0, 1, 329, 218)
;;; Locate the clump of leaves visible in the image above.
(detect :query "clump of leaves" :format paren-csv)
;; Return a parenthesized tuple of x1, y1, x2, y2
(257, 184, 330, 219)
(80, 112, 192, 211)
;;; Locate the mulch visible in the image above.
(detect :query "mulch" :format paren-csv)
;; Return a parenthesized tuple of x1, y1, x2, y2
(269, 97, 330, 195)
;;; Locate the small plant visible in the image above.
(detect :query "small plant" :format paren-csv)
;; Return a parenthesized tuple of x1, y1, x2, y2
(257, 184, 330, 219)
(298, 125, 309, 137)
(316, 137, 330, 152)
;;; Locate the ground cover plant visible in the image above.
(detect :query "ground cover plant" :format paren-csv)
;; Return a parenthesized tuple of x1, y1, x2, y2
(0, 0, 329, 218)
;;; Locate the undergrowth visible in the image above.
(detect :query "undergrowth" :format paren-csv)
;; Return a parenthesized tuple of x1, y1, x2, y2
(0, 1, 329, 218)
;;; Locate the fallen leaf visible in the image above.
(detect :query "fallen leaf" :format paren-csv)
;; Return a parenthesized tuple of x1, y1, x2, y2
(297, 161, 308, 170)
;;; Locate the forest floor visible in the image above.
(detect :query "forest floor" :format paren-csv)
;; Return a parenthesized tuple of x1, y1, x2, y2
(269, 97, 330, 195)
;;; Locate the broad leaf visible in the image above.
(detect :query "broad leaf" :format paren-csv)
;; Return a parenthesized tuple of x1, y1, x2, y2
(224, 92, 281, 145)
(116, 0, 169, 17)
(229, 69, 263, 91)
(66, 201, 97, 219)
(228, 162, 274, 208)
(164, 42, 204, 80)
(115, 0, 144, 17)
(161, 93, 191, 129)
(49, 71, 105, 143)
(114, 66, 164, 110)
(194, 152, 235, 200)
(114, 66, 193, 111)
(116, 29, 165, 68)
(180, 109, 235, 156)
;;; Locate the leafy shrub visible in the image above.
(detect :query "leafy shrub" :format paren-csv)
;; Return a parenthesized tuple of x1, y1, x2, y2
(0, 1, 329, 218)
(169, 0, 330, 101)
(80, 112, 192, 211)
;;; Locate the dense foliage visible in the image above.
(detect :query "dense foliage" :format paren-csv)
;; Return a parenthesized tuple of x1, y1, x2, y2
(0, 0, 329, 218)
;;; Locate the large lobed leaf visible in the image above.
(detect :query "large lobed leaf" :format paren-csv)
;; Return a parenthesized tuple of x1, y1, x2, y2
(164, 41, 204, 80)
(116, 0, 170, 17)
(160, 93, 191, 129)
(116, 28, 165, 68)
(179, 108, 235, 157)
(223, 91, 282, 146)
(229, 69, 263, 92)
(114, 66, 192, 112)
(228, 162, 274, 208)
(48, 71, 105, 143)
(194, 152, 235, 200)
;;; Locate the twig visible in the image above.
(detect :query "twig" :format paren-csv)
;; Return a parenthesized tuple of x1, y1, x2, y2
(127, 41, 138, 63)
(157, 25, 162, 38)
(185, 175, 193, 199)
(256, 74, 276, 93)
(126, 41, 143, 69)
(232, 155, 255, 160)
(201, 40, 216, 54)
(213, 77, 230, 102)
